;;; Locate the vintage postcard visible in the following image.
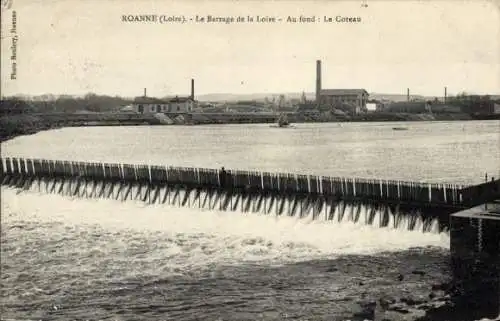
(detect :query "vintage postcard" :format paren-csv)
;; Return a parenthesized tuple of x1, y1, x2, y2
(1, 0, 499, 320)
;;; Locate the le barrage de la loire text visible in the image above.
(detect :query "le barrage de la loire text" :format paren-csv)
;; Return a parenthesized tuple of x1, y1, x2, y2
(121, 14, 362, 24)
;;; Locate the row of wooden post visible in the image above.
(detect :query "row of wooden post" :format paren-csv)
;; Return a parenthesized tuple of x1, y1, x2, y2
(0, 157, 466, 205)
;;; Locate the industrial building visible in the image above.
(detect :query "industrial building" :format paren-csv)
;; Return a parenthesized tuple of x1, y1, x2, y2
(133, 79, 196, 114)
(315, 60, 369, 114)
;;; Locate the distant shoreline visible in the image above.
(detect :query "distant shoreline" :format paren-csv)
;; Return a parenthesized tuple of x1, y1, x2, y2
(1, 112, 499, 143)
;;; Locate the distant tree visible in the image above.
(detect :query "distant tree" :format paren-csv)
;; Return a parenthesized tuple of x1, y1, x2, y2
(0, 98, 34, 115)
(1, 93, 134, 114)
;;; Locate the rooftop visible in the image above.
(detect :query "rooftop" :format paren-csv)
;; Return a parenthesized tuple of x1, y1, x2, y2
(452, 199, 500, 221)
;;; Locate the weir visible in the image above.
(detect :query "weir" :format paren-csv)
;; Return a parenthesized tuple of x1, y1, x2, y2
(1, 157, 490, 233)
(2, 157, 500, 318)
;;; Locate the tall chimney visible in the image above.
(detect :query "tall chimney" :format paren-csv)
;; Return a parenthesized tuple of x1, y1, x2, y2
(444, 86, 447, 103)
(407, 88, 410, 102)
(143, 88, 147, 97)
(191, 79, 195, 100)
(316, 60, 322, 105)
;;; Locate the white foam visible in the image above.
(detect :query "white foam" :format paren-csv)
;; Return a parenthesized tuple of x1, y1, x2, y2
(476, 315, 500, 321)
(2, 187, 449, 269)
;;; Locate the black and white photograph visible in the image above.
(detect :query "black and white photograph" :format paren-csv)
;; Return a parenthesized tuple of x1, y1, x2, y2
(1, 1, 499, 320)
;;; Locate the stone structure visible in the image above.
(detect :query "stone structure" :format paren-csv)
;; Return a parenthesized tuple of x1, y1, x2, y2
(450, 201, 500, 319)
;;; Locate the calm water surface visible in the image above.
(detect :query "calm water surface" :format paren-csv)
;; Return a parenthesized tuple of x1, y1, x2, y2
(2, 120, 499, 184)
(1, 121, 499, 320)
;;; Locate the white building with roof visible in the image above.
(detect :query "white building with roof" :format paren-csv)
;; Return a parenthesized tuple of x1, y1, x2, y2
(132, 79, 197, 114)
(132, 96, 195, 114)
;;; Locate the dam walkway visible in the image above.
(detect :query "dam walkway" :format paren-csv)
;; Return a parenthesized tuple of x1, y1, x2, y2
(2, 157, 499, 233)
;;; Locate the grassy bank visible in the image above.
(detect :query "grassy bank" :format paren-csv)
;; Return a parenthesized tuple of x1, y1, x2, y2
(0, 113, 158, 143)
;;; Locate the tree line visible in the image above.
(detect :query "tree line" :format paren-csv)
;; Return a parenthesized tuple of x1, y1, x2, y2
(445, 94, 499, 114)
(0, 94, 134, 116)
(1, 92, 499, 116)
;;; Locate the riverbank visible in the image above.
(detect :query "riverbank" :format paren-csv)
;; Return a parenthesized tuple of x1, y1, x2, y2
(2, 112, 499, 144)
(0, 113, 157, 143)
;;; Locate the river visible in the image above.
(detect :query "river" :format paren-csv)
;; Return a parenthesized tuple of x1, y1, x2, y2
(1, 120, 499, 320)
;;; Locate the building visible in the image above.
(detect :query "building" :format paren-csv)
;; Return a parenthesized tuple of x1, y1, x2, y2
(315, 60, 368, 114)
(133, 96, 195, 114)
(366, 102, 377, 112)
(318, 89, 369, 114)
(132, 79, 196, 114)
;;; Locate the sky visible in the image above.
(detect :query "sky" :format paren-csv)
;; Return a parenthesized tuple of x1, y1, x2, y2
(1, 0, 499, 98)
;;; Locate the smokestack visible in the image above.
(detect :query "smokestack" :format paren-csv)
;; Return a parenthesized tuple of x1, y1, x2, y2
(407, 88, 410, 102)
(143, 88, 147, 97)
(316, 60, 322, 105)
(191, 79, 195, 100)
(444, 86, 447, 103)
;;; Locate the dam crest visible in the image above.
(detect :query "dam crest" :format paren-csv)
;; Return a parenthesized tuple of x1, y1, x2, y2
(0, 157, 481, 234)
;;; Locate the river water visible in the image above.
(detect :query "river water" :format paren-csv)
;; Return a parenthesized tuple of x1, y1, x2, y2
(1, 121, 499, 320)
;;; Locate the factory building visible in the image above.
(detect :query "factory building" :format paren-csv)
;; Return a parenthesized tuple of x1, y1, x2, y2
(133, 79, 196, 114)
(315, 60, 369, 114)
(318, 89, 369, 114)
